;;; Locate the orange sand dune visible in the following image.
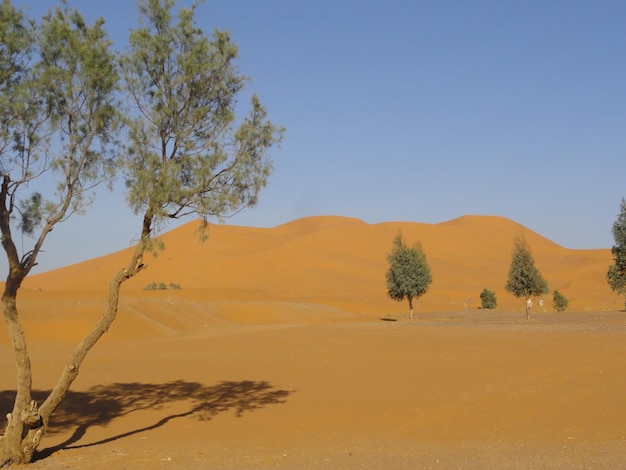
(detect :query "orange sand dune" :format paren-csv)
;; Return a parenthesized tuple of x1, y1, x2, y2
(22, 214, 617, 315)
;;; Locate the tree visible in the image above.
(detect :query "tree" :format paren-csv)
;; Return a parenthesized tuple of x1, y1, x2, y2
(504, 235, 548, 319)
(1, 0, 283, 465)
(552, 290, 569, 312)
(385, 231, 432, 319)
(479, 288, 497, 309)
(1, 2, 120, 464)
(607, 198, 626, 309)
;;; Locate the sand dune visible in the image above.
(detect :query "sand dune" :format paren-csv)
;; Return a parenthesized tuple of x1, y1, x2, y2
(22, 214, 617, 315)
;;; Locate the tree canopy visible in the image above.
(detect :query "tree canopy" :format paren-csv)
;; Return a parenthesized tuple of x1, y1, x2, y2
(607, 198, 626, 307)
(121, 0, 282, 232)
(385, 231, 432, 319)
(504, 235, 548, 319)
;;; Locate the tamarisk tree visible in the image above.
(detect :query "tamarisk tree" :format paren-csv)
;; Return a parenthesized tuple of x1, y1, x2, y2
(1, 0, 283, 465)
(385, 231, 432, 319)
(1, 2, 120, 464)
(607, 198, 626, 309)
(505, 235, 548, 319)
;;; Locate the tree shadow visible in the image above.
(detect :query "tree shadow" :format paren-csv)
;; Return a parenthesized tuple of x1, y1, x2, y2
(0, 380, 293, 461)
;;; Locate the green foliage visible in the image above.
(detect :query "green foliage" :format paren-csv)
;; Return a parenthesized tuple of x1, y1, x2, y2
(18, 192, 42, 235)
(385, 231, 432, 317)
(607, 198, 626, 301)
(37, 3, 120, 207)
(552, 290, 569, 312)
(479, 288, 497, 309)
(120, 0, 284, 243)
(1, 1, 119, 269)
(0, 0, 35, 166)
(607, 263, 626, 294)
(505, 235, 549, 301)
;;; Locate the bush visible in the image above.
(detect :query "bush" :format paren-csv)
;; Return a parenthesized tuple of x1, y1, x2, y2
(552, 290, 569, 312)
(143, 281, 182, 291)
(479, 288, 497, 309)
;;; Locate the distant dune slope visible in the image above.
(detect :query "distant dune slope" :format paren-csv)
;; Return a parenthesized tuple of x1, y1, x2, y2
(21, 215, 616, 313)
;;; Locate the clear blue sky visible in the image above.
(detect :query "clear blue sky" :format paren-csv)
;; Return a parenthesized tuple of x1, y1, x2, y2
(9, 0, 626, 275)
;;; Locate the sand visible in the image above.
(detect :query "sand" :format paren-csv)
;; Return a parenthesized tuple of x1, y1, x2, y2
(2, 215, 625, 468)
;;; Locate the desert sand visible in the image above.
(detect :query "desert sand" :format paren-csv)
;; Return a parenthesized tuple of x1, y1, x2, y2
(2, 215, 626, 469)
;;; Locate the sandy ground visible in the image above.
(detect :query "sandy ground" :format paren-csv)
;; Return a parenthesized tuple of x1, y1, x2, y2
(2, 216, 626, 468)
(3, 301, 626, 469)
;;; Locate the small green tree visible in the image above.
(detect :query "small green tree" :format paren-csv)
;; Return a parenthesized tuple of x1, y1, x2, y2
(385, 231, 432, 319)
(505, 235, 548, 319)
(479, 288, 497, 309)
(607, 198, 626, 309)
(552, 290, 569, 312)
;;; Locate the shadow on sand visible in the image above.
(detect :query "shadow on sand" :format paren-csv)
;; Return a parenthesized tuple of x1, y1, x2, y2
(0, 380, 293, 461)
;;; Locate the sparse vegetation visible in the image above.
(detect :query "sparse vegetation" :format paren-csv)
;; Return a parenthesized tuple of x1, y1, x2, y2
(479, 288, 497, 309)
(505, 235, 549, 319)
(552, 290, 569, 312)
(385, 231, 432, 319)
(144, 282, 182, 290)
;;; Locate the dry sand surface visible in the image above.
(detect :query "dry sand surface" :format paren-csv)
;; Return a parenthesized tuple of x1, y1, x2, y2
(2, 215, 626, 468)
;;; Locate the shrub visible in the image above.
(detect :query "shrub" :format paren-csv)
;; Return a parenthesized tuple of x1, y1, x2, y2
(143, 282, 182, 290)
(552, 290, 569, 312)
(479, 288, 497, 309)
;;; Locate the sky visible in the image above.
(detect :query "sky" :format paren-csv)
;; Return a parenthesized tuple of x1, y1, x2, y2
(6, 0, 626, 276)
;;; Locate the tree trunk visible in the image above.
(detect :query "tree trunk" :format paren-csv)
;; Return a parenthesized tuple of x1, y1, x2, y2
(408, 297, 414, 319)
(0, 189, 39, 465)
(0, 288, 42, 466)
(1, 175, 57, 465)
